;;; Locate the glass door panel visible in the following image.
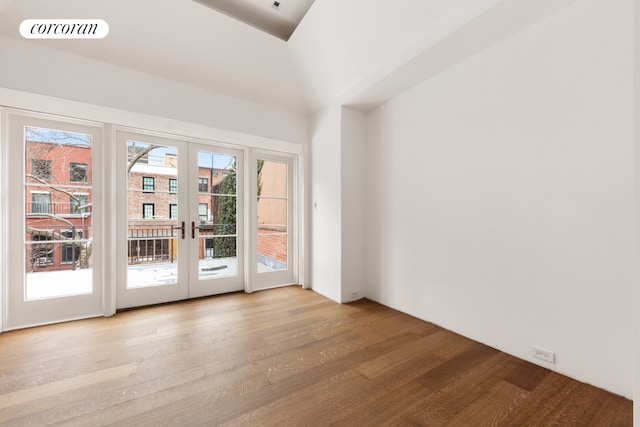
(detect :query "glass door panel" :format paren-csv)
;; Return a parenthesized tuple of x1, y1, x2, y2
(189, 145, 243, 298)
(251, 153, 295, 291)
(6, 113, 103, 329)
(195, 151, 238, 280)
(24, 126, 94, 299)
(257, 160, 288, 273)
(126, 141, 179, 289)
(116, 132, 188, 309)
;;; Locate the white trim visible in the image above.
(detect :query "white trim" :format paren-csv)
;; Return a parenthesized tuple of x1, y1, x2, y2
(4, 110, 105, 330)
(250, 150, 298, 291)
(0, 110, 6, 331)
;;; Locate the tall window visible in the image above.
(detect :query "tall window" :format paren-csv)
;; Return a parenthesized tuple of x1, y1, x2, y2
(169, 178, 177, 193)
(31, 192, 51, 214)
(32, 159, 51, 181)
(70, 162, 88, 182)
(169, 204, 178, 219)
(70, 194, 89, 215)
(142, 203, 154, 219)
(142, 177, 155, 192)
(198, 178, 208, 193)
(198, 203, 208, 222)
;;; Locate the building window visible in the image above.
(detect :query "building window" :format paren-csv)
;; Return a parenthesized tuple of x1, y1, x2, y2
(213, 172, 219, 177)
(31, 233, 54, 267)
(143, 203, 154, 219)
(199, 203, 208, 222)
(198, 178, 208, 193)
(169, 204, 178, 219)
(70, 194, 89, 215)
(61, 230, 84, 264)
(32, 159, 52, 181)
(169, 178, 177, 193)
(31, 192, 51, 214)
(142, 177, 155, 192)
(70, 163, 88, 182)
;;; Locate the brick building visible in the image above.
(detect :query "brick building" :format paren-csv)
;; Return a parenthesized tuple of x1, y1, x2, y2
(25, 140, 289, 273)
(126, 148, 231, 264)
(25, 140, 93, 272)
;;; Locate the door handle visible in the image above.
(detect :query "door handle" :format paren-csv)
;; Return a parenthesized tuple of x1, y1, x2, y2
(180, 221, 185, 239)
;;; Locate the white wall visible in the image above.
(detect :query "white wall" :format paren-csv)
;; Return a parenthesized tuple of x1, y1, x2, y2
(341, 107, 366, 302)
(310, 105, 342, 302)
(365, 0, 634, 398)
(0, 35, 308, 145)
(310, 105, 366, 303)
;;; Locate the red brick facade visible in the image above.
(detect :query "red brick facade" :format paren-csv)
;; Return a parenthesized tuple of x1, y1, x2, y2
(25, 141, 93, 272)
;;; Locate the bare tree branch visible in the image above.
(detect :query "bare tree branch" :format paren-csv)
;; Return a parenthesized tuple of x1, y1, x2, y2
(128, 144, 160, 173)
(26, 174, 88, 206)
(26, 213, 74, 227)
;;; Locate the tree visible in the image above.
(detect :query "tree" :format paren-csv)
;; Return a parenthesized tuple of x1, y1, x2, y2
(208, 159, 265, 259)
(210, 161, 237, 258)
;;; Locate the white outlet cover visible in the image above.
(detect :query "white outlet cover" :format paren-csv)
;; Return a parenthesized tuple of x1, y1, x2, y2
(532, 346, 556, 363)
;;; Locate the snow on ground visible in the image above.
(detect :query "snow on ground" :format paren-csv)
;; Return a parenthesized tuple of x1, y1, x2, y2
(25, 257, 276, 299)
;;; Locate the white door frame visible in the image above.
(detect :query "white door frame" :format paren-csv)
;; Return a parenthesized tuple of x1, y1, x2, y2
(3, 110, 105, 330)
(248, 149, 298, 292)
(115, 131, 247, 309)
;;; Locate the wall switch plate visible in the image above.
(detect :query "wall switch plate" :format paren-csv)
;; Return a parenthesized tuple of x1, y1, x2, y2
(532, 346, 555, 363)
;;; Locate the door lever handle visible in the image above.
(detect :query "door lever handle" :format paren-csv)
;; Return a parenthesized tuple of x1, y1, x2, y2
(180, 221, 185, 239)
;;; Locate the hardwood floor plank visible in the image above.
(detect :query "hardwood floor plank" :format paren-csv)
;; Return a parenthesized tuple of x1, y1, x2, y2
(0, 286, 632, 426)
(443, 380, 530, 426)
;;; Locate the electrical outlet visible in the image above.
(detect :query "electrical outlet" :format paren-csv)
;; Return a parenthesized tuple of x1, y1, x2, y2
(532, 346, 555, 363)
(351, 291, 359, 300)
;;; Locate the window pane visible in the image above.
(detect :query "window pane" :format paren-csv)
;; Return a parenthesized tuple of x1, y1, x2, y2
(199, 151, 236, 195)
(70, 162, 87, 182)
(142, 177, 155, 192)
(257, 160, 286, 198)
(31, 193, 51, 214)
(70, 194, 89, 214)
(257, 160, 287, 272)
(127, 141, 178, 288)
(197, 150, 238, 280)
(24, 126, 93, 300)
(31, 159, 52, 181)
(142, 203, 154, 218)
(198, 203, 208, 222)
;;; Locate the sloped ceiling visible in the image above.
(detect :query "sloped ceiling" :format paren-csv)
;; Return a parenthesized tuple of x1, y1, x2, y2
(0, 0, 309, 112)
(0, 0, 582, 115)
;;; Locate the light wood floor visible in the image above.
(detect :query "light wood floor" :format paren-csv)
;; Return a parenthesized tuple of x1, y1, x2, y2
(0, 286, 632, 426)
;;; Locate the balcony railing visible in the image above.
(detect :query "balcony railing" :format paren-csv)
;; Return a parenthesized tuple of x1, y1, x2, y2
(27, 201, 92, 216)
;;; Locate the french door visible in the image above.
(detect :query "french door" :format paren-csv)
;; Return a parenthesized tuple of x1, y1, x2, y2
(116, 132, 244, 309)
(251, 151, 296, 291)
(4, 112, 104, 330)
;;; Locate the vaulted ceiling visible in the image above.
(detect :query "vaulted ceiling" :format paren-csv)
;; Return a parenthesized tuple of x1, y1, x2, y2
(0, 0, 579, 114)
